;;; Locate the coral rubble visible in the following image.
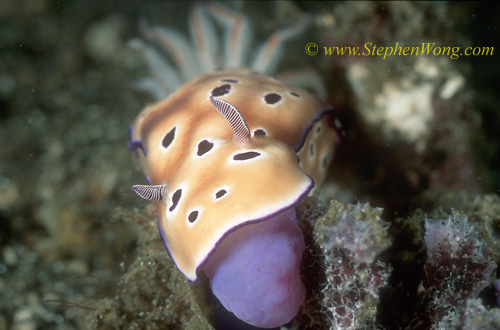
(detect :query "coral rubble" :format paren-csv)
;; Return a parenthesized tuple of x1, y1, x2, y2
(298, 200, 392, 329)
(409, 212, 497, 329)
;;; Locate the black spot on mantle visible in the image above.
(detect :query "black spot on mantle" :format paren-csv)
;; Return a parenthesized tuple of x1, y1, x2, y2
(197, 140, 214, 156)
(264, 93, 282, 105)
(233, 151, 261, 161)
(188, 211, 199, 223)
(215, 189, 227, 199)
(169, 189, 182, 212)
(162, 127, 176, 149)
(211, 84, 231, 97)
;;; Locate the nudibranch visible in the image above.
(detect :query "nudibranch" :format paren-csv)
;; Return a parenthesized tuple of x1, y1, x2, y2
(128, 3, 342, 328)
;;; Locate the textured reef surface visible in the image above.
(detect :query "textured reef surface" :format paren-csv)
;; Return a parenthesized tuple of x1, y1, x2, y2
(0, 1, 499, 329)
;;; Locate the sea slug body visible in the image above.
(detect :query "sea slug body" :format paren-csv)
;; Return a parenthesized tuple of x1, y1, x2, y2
(129, 3, 341, 328)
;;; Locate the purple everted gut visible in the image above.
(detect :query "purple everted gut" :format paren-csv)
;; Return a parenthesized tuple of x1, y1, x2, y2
(203, 208, 305, 328)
